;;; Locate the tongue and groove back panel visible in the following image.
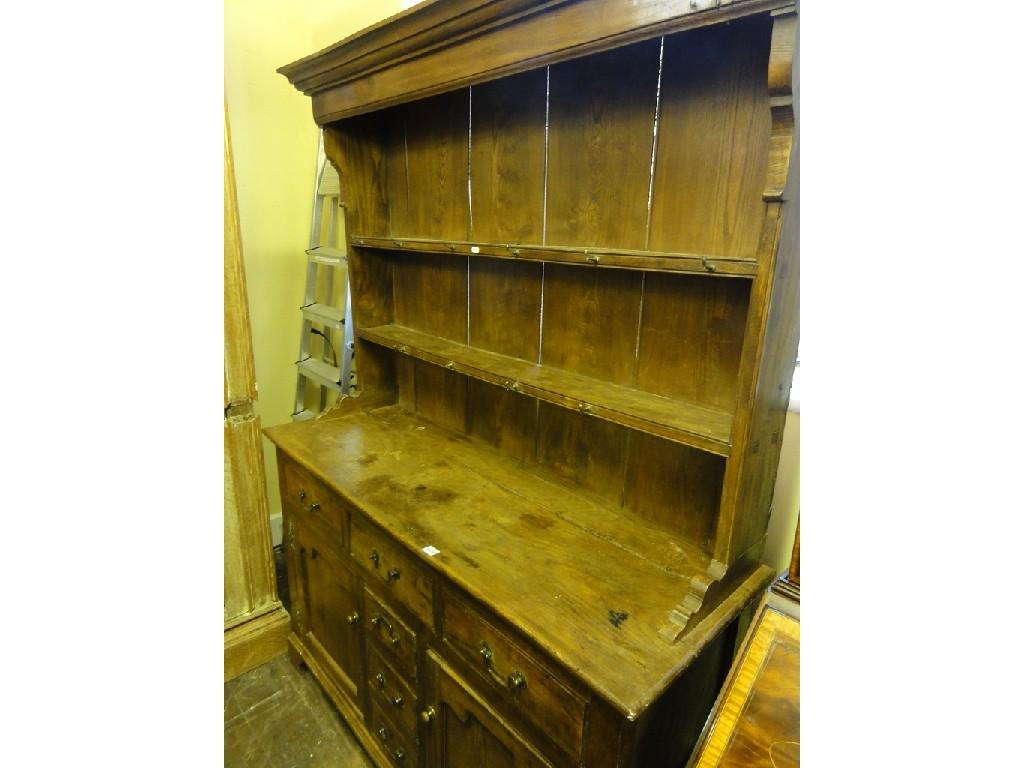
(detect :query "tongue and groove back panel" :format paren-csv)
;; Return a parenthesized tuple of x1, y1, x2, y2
(323, 16, 776, 560)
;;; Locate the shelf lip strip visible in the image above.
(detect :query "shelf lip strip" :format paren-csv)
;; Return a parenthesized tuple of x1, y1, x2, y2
(350, 235, 758, 278)
(358, 324, 733, 457)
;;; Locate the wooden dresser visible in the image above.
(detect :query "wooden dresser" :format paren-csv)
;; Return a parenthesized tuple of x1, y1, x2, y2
(267, 1, 799, 765)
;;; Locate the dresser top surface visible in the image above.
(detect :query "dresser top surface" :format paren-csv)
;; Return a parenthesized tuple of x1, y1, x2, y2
(266, 403, 771, 717)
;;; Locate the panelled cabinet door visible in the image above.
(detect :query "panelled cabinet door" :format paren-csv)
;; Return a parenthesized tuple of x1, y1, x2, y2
(425, 652, 553, 768)
(295, 521, 364, 702)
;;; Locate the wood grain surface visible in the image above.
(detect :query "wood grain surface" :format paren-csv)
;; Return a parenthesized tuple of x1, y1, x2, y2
(648, 16, 772, 259)
(224, 105, 286, 680)
(266, 406, 772, 716)
(546, 39, 661, 250)
(470, 68, 548, 244)
(689, 604, 799, 768)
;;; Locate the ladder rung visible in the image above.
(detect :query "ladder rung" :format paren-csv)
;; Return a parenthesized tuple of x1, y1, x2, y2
(296, 358, 343, 391)
(302, 303, 345, 328)
(307, 246, 347, 266)
(291, 409, 316, 422)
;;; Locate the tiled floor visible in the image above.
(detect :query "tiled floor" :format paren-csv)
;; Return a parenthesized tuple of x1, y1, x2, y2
(224, 653, 373, 768)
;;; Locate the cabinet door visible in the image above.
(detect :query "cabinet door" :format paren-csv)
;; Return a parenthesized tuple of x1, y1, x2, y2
(294, 521, 364, 702)
(425, 652, 553, 768)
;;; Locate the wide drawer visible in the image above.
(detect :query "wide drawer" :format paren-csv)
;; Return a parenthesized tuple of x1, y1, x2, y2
(279, 456, 348, 549)
(351, 514, 434, 626)
(365, 588, 419, 678)
(442, 591, 587, 761)
(370, 697, 419, 768)
(367, 645, 420, 738)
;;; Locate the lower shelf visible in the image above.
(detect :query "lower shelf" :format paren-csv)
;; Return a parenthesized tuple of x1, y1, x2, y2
(358, 323, 734, 456)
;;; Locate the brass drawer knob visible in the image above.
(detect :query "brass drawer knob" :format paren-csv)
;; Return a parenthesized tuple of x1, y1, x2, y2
(479, 642, 493, 664)
(393, 747, 406, 762)
(420, 706, 437, 724)
(377, 726, 389, 742)
(372, 615, 401, 647)
(347, 612, 360, 625)
(391, 694, 403, 707)
(298, 489, 306, 502)
(369, 549, 380, 567)
(386, 567, 401, 584)
(375, 672, 386, 690)
(507, 670, 527, 692)
(309, 501, 321, 513)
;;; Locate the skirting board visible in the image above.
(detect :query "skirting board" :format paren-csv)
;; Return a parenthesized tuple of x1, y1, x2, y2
(225, 604, 291, 682)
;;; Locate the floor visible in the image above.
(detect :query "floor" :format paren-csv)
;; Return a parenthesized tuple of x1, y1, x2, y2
(224, 547, 373, 768)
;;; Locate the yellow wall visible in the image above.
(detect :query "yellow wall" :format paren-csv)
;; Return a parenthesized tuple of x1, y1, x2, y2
(225, 1, 799, 563)
(225, 1, 406, 539)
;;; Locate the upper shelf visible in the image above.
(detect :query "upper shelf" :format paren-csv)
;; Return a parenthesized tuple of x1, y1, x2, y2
(359, 323, 734, 456)
(351, 235, 758, 278)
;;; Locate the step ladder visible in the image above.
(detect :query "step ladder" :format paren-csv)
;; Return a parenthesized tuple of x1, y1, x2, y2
(292, 131, 355, 421)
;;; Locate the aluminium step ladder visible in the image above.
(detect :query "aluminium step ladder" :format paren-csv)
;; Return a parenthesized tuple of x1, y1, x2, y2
(292, 131, 355, 421)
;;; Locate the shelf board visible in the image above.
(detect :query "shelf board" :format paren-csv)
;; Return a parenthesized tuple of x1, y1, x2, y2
(358, 323, 733, 456)
(350, 235, 758, 278)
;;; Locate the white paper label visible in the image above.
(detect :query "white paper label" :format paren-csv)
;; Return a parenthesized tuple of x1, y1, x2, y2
(470, 246, 481, 254)
(422, 545, 441, 557)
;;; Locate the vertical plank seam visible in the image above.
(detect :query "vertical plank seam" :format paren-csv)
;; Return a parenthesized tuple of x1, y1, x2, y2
(538, 66, 550, 468)
(402, 115, 410, 221)
(631, 272, 646, 387)
(537, 263, 545, 365)
(467, 86, 474, 241)
(467, 88, 473, 345)
(644, 36, 666, 251)
(542, 65, 551, 247)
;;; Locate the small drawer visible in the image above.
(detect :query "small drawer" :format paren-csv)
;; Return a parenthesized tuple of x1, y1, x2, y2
(365, 589, 418, 678)
(442, 591, 587, 761)
(351, 514, 433, 626)
(279, 457, 348, 547)
(370, 698, 418, 768)
(367, 645, 419, 738)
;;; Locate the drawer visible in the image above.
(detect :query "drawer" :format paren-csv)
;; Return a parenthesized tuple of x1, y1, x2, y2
(279, 456, 348, 548)
(370, 698, 419, 768)
(367, 645, 419, 738)
(351, 514, 434, 626)
(365, 588, 418, 678)
(442, 591, 587, 761)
